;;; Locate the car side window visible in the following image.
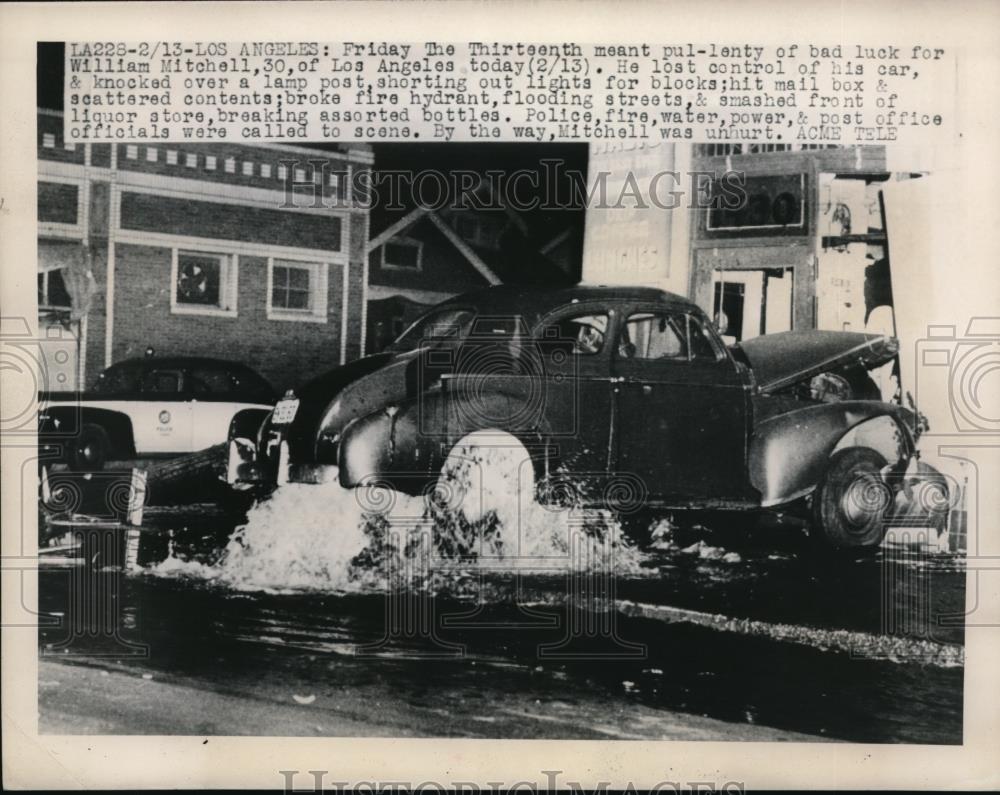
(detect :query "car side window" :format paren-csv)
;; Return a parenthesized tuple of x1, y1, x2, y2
(94, 363, 141, 394)
(186, 366, 237, 395)
(687, 315, 722, 361)
(540, 313, 609, 356)
(620, 313, 720, 362)
(141, 369, 183, 394)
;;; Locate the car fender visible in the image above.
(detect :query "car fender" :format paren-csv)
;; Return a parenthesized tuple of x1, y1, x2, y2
(40, 405, 136, 459)
(749, 401, 915, 507)
(338, 389, 554, 493)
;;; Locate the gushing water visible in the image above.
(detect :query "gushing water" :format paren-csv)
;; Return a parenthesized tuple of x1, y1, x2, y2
(156, 435, 645, 592)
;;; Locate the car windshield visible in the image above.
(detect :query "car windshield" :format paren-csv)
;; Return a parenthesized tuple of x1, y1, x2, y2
(388, 308, 476, 352)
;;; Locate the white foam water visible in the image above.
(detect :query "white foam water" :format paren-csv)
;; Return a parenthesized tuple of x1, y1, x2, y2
(150, 434, 645, 593)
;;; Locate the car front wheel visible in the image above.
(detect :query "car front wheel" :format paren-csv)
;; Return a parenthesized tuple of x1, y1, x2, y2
(811, 446, 891, 548)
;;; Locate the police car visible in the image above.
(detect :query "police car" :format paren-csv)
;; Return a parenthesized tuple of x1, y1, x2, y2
(39, 357, 276, 470)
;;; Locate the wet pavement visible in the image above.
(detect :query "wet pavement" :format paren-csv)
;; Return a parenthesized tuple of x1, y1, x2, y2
(37, 487, 966, 743)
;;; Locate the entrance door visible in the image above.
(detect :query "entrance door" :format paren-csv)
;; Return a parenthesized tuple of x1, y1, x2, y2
(712, 268, 794, 343)
(613, 308, 750, 502)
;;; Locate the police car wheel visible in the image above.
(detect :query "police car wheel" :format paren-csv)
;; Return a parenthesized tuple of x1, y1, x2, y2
(69, 423, 110, 472)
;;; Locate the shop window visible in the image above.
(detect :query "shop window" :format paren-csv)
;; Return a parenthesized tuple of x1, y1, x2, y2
(382, 239, 422, 270)
(172, 250, 237, 317)
(38, 267, 72, 309)
(267, 258, 329, 322)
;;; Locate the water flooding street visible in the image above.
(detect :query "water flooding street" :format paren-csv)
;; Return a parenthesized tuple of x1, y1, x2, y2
(38, 482, 966, 743)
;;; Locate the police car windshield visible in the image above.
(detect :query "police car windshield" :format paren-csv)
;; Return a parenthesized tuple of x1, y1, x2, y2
(388, 308, 476, 352)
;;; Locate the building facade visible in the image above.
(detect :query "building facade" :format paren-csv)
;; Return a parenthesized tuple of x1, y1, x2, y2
(37, 109, 372, 392)
(688, 143, 890, 342)
(581, 142, 894, 344)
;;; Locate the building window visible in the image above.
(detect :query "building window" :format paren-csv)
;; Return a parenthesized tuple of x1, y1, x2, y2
(450, 212, 501, 249)
(38, 267, 72, 308)
(242, 161, 254, 177)
(224, 157, 236, 174)
(63, 141, 76, 151)
(166, 150, 179, 165)
(126, 144, 139, 160)
(205, 155, 217, 171)
(171, 250, 237, 317)
(267, 258, 329, 322)
(294, 167, 306, 182)
(381, 238, 423, 271)
(146, 147, 158, 162)
(277, 165, 288, 181)
(261, 163, 272, 179)
(186, 153, 198, 168)
(42, 133, 56, 148)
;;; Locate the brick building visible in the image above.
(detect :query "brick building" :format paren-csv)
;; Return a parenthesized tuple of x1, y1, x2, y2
(37, 108, 372, 392)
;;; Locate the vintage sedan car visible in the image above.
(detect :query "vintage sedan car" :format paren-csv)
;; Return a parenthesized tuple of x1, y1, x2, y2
(40, 356, 276, 470)
(229, 285, 943, 548)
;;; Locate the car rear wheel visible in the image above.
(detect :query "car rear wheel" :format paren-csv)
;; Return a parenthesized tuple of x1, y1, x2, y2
(68, 423, 110, 472)
(811, 446, 891, 548)
(438, 430, 535, 524)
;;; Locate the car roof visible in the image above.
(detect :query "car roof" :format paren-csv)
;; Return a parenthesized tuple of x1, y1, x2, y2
(104, 356, 264, 375)
(435, 284, 700, 320)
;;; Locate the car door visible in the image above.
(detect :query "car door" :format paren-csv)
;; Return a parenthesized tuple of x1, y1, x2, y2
(185, 364, 250, 451)
(612, 307, 751, 502)
(533, 304, 618, 479)
(130, 367, 193, 455)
